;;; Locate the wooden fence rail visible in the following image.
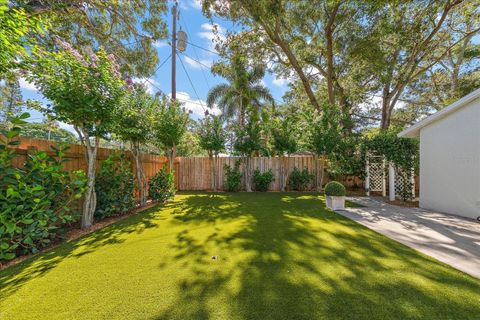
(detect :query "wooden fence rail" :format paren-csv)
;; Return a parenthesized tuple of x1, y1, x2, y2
(9, 137, 365, 192)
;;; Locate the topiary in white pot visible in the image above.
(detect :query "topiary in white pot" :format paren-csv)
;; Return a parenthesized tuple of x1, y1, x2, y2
(325, 181, 346, 210)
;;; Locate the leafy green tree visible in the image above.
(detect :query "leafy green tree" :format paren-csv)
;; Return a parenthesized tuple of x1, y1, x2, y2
(0, 74, 23, 127)
(207, 54, 274, 127)
(0, 1, 44, 76)
(27, 42, 125, 228)
(10, 0, 168, 77)
(356, 0, 473, 129)
(113, 84, 155, 206)
(271, 114, 298, 191)
(176, 130, 206, 157)
(198, 115, 226, 191)
(6, 121, 78, 143)
(309, 104, 344, 192)
(152, 98, 189, 171)
(233, 115, 262, 192)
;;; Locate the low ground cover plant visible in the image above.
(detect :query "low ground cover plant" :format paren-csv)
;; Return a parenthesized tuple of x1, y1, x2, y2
(148, 166, 175, 202)
(95, 154, 136, 219)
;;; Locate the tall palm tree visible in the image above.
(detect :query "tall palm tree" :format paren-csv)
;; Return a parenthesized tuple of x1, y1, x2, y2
(207, 55, 274, 127)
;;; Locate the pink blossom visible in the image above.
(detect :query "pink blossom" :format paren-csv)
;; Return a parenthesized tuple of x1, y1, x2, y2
(107, 54, 116, 62)
(125, 77, 133, 86)
(155, 91, 162, 97)
(90, 53, 99, 63)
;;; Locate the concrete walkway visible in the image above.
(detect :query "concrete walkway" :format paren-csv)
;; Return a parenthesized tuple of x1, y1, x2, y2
(339, 197, 480, 279)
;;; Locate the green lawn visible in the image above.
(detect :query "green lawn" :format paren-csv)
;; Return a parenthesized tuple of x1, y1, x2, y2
(1, 192, 479, 320)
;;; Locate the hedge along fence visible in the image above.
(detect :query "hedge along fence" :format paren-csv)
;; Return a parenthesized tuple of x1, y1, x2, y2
(10, 137, 176, 198)
(10, 137, 366, 192)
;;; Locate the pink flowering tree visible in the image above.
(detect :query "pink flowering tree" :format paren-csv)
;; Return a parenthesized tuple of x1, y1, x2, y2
(27, 40, 125, 228)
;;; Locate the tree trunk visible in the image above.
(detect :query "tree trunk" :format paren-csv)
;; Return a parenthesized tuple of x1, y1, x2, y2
(380, 94, 392, 130)
(314, 155, 320, 192)
(282, 155, 289, 192)
(209, 152, 218, 192)
(80, 130, 98, 229)
(132, 144, 147, 207)
(318, 157, 325, 193)
(245, 156, 252, 192)
(168, 144, 176, 172)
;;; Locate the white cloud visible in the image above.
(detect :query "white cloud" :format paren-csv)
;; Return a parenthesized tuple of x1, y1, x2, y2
(58, 122, 76, 134)
(189, 0, 202, 10)
(272, 77, 287, 87)
(184, 55, 212, 70)
(168, 91, 221, 118)
(179, 0, 202, 10)
(198, 23, 225, 51)
(19, 77, 38, 91)
(132, 77, 160, 94)
(152, 40, 168, 48)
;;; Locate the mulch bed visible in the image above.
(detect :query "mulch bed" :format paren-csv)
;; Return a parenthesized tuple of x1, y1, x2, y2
(0, 201, 160, 271)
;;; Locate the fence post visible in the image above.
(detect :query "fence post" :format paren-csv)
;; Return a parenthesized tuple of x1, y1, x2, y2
(389, 162, 395, 201)
(365, 152, 370, 196)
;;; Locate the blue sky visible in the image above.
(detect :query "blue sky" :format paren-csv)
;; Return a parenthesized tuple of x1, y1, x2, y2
(19, 0, 290, 130)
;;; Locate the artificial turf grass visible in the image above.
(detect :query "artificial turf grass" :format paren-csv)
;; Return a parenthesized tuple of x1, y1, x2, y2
(0, 192, 479, 320)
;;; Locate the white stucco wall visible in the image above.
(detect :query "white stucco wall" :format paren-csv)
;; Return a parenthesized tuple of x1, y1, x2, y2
(419, 97, 480, 219)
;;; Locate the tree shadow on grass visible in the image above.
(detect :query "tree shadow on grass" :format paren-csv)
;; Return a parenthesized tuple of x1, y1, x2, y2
(0, 204, 166, 302)
(155, 192, 480, 320)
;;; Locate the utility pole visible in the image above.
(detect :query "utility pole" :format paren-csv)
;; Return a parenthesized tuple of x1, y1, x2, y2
(171, 1, 177, 101)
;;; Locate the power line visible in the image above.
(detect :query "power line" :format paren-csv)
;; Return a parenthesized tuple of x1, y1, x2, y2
(177, 54, 206, 111)
(185, 40, 220, 56)
(141, 53, 172, 88)
(142, 77, 206, 107)
(178, 15, 212, 90)
(180, 52, 212, 72)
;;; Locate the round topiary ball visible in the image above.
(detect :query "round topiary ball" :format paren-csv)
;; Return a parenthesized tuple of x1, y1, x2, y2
(324, 181, 346, 196)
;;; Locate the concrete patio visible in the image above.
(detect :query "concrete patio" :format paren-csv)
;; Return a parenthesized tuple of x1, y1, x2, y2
(340, 197, 480, 279)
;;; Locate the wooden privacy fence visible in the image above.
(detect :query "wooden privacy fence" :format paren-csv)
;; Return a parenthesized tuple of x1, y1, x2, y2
(10, 137, 175, 192)
(177, 156, 327, 191)
(10, 137, 365, 192)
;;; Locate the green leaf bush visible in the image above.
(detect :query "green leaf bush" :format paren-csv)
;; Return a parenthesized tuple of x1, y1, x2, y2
(0, 114, 87, 260)
(224, 161, 242, 192)
(252, 169, 275, 192)
(288, 167, 314, 191)
(324, 181, 346, 197)
(95, 154, 136, 219)
(148, 166, 175, 202)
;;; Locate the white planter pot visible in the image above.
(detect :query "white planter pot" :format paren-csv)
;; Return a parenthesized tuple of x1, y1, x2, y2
(326, 196, 345, 211)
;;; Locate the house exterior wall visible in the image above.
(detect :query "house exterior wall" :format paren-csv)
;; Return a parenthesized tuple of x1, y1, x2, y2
(419, 97, 480, 219)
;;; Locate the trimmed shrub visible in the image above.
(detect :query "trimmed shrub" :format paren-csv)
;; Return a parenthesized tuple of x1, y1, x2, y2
(252, 169, 275, 192)
(324, 181, 346, 196)
(149, 166, 175, 202)
(288, 167, 314, 191)
(1, 115, 87, 260)
(224, 161, 242, 192)
(95, 154, 136, 219)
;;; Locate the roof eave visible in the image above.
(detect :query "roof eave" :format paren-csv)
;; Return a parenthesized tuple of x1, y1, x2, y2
(398, 87, 480, 138)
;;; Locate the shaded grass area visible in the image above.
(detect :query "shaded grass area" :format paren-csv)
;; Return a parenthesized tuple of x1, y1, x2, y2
(0, 192, 479, 319)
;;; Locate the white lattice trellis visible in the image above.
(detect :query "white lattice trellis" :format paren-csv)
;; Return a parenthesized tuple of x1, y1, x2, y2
(365, 153, 386, 196)
(394, 164, 415, 199)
